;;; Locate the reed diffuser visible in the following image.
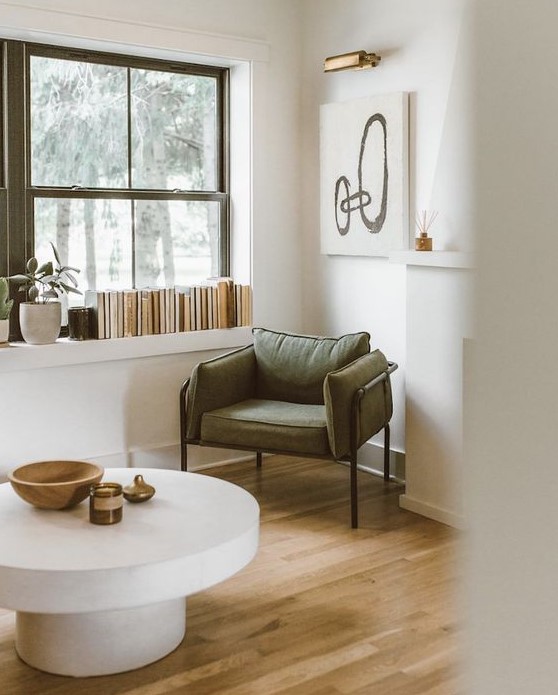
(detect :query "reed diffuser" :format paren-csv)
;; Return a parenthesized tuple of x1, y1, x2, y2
(415, 209, 438, 251)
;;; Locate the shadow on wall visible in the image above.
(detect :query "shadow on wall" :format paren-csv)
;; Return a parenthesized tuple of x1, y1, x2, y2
(122, 356, 189, 471)
(121, 352, 254, 472)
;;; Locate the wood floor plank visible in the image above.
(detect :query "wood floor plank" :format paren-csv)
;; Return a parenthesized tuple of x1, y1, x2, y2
(216, 638, 380, 694)
(0, 456, 462, 695)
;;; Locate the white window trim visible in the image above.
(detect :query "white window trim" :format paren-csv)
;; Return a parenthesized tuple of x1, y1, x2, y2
(0, 3, 269, 64)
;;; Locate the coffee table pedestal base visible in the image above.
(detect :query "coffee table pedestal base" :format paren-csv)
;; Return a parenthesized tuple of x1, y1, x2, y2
(15, 597, 186, 677)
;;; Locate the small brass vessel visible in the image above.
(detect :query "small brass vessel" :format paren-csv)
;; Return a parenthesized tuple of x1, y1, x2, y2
(123, 474, 155, 503)
(415, 232, 433, 251)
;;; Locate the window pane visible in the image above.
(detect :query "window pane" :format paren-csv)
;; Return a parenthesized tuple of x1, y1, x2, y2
(131, 70, 217, 191)
(134, 200, 220, 288)
(30, 57, 128, 187)
(34, 198, 132, 303)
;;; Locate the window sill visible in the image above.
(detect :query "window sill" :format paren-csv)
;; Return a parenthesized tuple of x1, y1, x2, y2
(0, 327, 253, 374)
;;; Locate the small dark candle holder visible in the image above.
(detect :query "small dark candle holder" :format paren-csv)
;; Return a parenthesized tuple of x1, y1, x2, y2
(68, 307, 94, 340)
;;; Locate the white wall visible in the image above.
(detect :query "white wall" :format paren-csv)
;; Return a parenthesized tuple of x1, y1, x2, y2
(1, 351, 217, 472)
(300, 0, 407, 454)
(301, 0, 473, 517)
(0, 0, 305, 476)
(466, 0, 558, 691)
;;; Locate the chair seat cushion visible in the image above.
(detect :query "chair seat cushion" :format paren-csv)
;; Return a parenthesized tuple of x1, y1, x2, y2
(200, 399, 330, 455)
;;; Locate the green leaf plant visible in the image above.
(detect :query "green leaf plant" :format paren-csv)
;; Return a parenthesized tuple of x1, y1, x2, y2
(0, 277, 14, 320)
(8, 243, 81, 303)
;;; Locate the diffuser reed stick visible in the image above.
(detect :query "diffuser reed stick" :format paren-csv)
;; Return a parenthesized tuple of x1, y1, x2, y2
(415, 210, 438, 236)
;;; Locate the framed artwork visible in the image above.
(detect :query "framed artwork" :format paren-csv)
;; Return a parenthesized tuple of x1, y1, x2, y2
(320, 92, 409, 256)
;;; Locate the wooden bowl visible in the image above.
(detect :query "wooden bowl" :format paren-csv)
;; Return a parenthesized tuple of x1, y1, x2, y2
(8, 460, 104, 510)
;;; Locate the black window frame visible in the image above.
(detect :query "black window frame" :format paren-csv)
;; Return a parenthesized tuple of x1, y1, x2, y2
(1, 39, 230, 341)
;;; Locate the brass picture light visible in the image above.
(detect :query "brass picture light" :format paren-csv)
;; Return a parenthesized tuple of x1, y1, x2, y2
(323, 50, 381, 73)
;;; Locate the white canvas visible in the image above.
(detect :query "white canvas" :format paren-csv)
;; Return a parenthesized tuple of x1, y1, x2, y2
(320, 93, 409, 256)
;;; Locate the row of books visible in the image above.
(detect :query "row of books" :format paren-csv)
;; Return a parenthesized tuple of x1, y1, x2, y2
(84, 278, 252, 340)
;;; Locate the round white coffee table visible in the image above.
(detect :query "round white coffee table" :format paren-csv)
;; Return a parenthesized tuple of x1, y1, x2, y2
(0, 468, 259, 677)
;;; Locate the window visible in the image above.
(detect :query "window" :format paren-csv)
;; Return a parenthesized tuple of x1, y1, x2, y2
(0, 40, 229, 339)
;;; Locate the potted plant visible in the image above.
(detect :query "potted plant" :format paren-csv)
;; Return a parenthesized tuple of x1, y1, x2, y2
(0, 277, 14, 346)
(9, 244, 81, 345)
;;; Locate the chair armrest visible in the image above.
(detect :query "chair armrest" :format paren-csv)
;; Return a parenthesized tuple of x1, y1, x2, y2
(323, 350, 397, 459)
(182, 345, 257, 440)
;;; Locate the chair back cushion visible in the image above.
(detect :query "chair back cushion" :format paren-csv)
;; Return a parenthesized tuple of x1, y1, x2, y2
(252, 327, 370, 404)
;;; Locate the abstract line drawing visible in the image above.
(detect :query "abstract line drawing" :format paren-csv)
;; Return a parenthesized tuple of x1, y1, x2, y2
(320, 93, 408, 257)
(334, 113, 388, 236)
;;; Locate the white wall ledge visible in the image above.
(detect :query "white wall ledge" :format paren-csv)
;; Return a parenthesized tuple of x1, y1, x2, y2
(0, 327, 253, 373)
(389, 250, 475, 269)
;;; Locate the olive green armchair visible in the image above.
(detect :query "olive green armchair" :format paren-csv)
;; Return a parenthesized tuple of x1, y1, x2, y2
(180, 328, 397, 528)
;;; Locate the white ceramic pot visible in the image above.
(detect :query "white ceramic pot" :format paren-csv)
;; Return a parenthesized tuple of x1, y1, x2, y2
(20, 302, 61, 345)
(0, 318, 9, 345)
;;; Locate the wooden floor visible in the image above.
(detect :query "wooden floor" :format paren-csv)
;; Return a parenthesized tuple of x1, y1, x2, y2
(0, 456, 462, 694)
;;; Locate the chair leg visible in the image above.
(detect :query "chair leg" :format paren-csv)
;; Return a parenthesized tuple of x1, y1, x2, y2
(256, 452, 262, 468)
(384, 423, 390, 482)
(179, 379, 189, 472)
(350, 455, 358, 529)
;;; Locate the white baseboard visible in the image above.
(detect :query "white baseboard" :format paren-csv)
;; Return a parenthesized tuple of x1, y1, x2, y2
(85, 444, 254, 472)
(86, 441, 407, 487)
(399, 493, 465, 529)
(358, 441, 405, 482)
